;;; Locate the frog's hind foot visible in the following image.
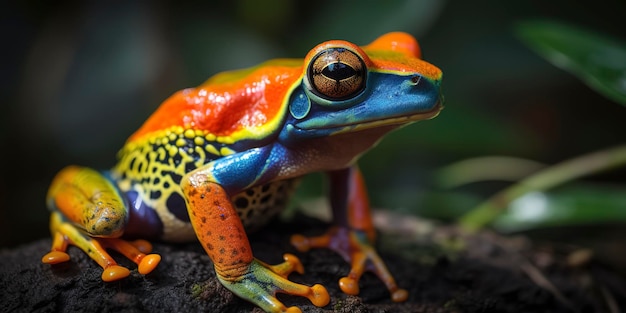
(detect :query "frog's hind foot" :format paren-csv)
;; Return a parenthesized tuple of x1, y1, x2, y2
(42, 212, 161, 281)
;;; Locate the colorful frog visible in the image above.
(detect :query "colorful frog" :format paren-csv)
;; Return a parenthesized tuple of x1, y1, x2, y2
(42, 32, 442, 312)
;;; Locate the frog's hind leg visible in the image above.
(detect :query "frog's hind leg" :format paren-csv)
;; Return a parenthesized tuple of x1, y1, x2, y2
(42, 166, 160, 281)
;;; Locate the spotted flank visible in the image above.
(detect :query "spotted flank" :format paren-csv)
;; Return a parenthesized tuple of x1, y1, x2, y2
(231, 179, 299, 231)
(111, 126, 295, 241)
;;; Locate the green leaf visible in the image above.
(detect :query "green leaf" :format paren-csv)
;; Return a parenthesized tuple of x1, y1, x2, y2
(493, 184, 626, 232)
(459, 145, 626, 232)
(515, 20, 626, 105)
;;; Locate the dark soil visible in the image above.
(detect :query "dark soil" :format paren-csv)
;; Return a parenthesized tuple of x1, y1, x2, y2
(1, 214, 624, 313)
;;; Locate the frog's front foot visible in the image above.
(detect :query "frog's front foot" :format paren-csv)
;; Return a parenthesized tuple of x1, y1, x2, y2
(42, 212, 161, 281)
(291, 227, 408, 302)
(216, 254, 329, 313)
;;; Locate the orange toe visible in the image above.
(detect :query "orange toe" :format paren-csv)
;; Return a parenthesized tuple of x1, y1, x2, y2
(391, 288, 409, 302)
(283, 253, 304, 274)
(138, 254, 161, 275)
(42, 251, 70, 264)
(309, 284, 331, 307)
(339, 277, 360, 295)
(102, 265, 130, 282)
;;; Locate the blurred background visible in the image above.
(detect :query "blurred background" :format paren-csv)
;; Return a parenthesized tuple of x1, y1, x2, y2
(1, 0, 625, 272)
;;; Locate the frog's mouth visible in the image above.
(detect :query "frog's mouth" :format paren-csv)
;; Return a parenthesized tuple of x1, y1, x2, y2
(292, 101, 443, 135)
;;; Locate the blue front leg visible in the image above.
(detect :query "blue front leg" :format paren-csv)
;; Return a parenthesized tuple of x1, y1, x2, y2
(189, 143, 297, 194)
(181, 143, 330, 312)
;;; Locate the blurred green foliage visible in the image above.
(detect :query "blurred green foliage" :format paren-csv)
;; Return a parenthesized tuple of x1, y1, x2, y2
(516, 20, 626, 105)
(452, 21, 626, 232)
(495, 184, 626, 232)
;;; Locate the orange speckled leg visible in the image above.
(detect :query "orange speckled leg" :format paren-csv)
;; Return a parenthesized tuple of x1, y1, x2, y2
(42, 166, 160, 281)
(291, 166, 408, 302)
(183, 177, 329, 313)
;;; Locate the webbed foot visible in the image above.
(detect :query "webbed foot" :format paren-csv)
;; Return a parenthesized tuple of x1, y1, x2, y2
(291, 226, 408, 302)
(217, 254, 329, 313)
(42, 212, 161, 281)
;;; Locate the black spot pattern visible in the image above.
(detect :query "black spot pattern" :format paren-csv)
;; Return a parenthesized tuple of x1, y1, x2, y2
(166, 192, 189, 222)
(110, 127, 300, 237)
(150, 190, 162, 200)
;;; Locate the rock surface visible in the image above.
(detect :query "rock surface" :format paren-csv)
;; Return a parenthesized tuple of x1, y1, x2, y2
(1, 215, 623, 313)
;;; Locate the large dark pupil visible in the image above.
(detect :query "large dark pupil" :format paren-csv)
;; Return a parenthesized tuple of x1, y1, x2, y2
(322, 62, 356, 81)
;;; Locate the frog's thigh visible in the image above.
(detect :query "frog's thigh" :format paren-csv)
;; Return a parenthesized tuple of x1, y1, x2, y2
(47, 165, 127, 237)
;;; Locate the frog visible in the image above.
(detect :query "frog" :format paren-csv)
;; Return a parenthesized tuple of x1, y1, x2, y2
(42, 32, 443, 313)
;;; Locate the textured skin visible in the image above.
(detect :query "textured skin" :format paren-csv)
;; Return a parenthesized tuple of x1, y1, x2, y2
(111, 126, 298, 241)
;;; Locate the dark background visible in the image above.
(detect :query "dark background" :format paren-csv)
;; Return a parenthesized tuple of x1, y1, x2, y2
(1, 1, 625, 250)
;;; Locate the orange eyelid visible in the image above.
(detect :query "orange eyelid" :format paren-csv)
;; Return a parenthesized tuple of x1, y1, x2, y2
(304, 40, 373, 67)
(363, 32, 421, 59)
(363, 32, 442, 80)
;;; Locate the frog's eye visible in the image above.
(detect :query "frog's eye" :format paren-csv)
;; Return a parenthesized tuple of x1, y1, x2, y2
(306, 47, 366, 101)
